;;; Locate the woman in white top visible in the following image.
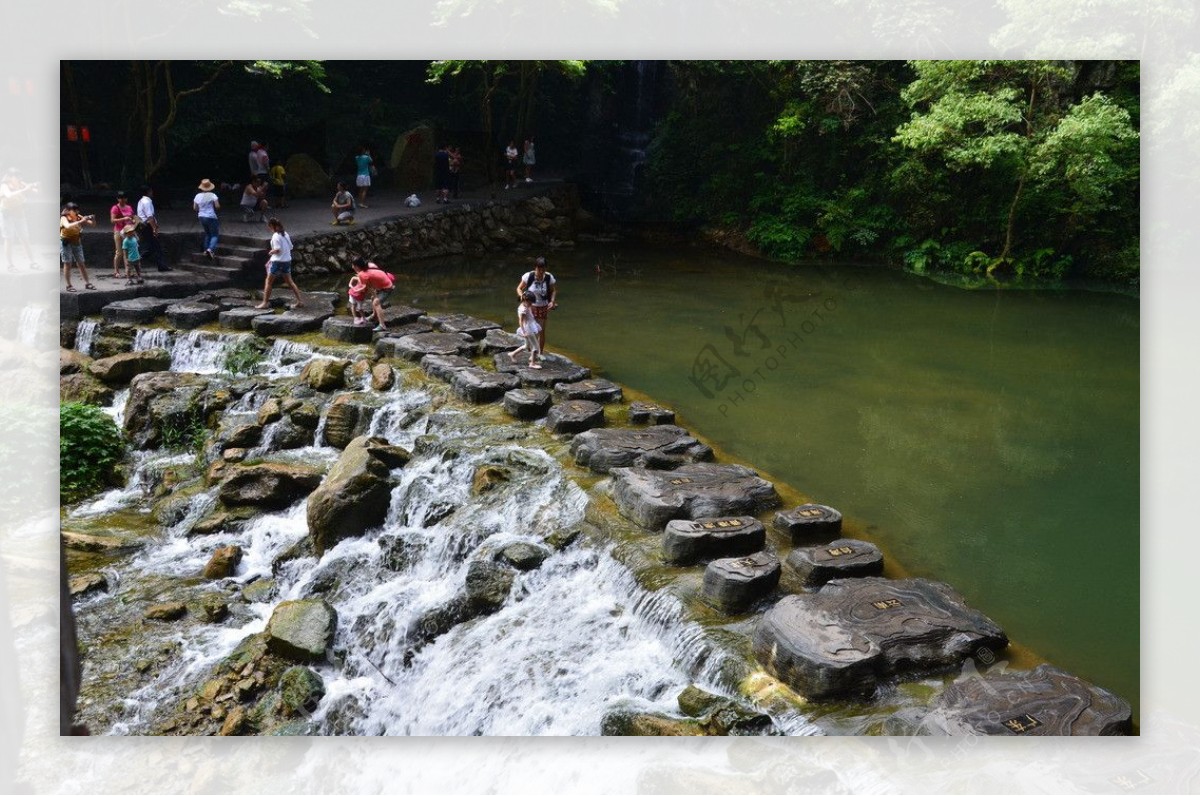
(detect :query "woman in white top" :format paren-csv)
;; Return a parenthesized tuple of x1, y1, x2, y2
(254, 217, 305, 309)
(193, 178, 221, 259)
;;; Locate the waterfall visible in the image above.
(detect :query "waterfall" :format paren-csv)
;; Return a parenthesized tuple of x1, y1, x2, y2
(170, 330, 242, 374)
(75, 319, 99, 355)
(18, 304, 44, 347)
(133, 328, 173, 352)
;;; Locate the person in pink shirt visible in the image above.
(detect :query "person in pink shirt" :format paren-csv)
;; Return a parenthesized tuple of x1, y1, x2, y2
(108, 191, 135, 278)
(351, 256, 395, 331)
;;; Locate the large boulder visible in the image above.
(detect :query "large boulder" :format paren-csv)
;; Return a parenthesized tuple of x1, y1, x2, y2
(279, 666, 326, 719)
(321, 394, 376, 449)
(88, 349, 172, 385)
(924, 664, 1133, 736)
(389, 124, 435, 191)
(218, 462, 324, 509)
(285, 153, 330, 199)
(266, 599, 337, 662)
(751, 577, 1008, 700)
(570, 425, 712, 473)
(123, 371, 209, 449)
(60, 348, 92, 375)
(89, 323, 138, 359)
(371, 363, 395, 391)
(306, 436, 407, 555)
(60, 372, 114, 406)
(662, 516, 765, 566)
(300, 358, 350, 391)
(786, 539, 883, 588)
(611, 463, 780, 530)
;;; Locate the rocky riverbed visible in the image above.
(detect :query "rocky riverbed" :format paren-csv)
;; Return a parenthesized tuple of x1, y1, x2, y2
(60, 293, 1134, 736)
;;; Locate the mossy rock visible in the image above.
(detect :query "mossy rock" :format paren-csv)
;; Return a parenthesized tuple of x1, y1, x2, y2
(279, 666, 326, 718)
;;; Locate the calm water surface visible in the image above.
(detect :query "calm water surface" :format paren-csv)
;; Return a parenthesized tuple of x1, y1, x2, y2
(360, 243, 1139, 712)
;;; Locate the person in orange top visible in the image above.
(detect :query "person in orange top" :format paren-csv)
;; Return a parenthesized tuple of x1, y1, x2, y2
(351, 256, 395, 331)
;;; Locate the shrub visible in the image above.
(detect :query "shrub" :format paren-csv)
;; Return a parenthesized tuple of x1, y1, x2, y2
(60, 402, 127, 503)
(222, 339, 265, 377)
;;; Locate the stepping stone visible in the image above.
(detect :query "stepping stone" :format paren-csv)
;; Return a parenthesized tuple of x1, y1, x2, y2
(703, 550, 781, 613)
(787, 539, 883, 588)
(503, 388, 552, 420)
(214, 297, 259, 310)
(479, 328, 523, 354)
(251, 306, 335, 336)
(611, 463, 781, 529)
(569, 425, 713, 473)
(546, 400, 605, 434)
(629, 401, 675, 425)
(493, 352, 590, 388)
(380, 305, 427, 326)
(303, 291, 341, 307)
(925, 664, 1133, 736)
(430, 312, 502, 339)
(376, 319, 434, 338)
(179, 291, 217, 304)
(774, 504, 843, 544)
(210, 288, 256, 300)
(220, 306, 275, 330)
(554, 378, 624, 403)
(751, 577, 1008, 700)
(450, 367, 521, 403)
(322, 317, 375, 344)
(377, 332, 474, 362)
(101, 297, 174, 324)
(165, 302, 220, 330)
(663, 516, 765, 566)
(421, 354, 475, 381)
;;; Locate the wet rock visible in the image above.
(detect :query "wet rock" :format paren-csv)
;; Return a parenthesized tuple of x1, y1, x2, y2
(257, 398, 283, 426)
(266, 599, 337, 663)
(370, 363, 395, 391)
(89, 323, 138, 358)
(286, 399, 323, 430)
(279, 666, 326, 718)
(123, 371, 206, 448)
(377, 320, 435, 340)
(377, 332, 475, 362)
(554, 378, 624, 403)
(188, 507, 259, 537)
(144, 601, 188, 622)
(496, 542, 549, 571)
(629, 401, 675, 425)
(218, 462, 324, 509)
(926, 664, 1132, 736)
(600, 709, 706, 736)
(60, 372, 114, 406)
(479, 328, 522, 354)
(421, 353, 475, 382)
(752, 577, 1008, 700)
(273, 538, 316, 573)
(546, 400, 605, 434)
(703, 550, 781, 613)
(300, 358, 349, 391)
(223, 423, 264, 449)
(101, 297, 174, 324)
(203, 545, 243, 579)
(68, 572, 108, 599)
(570, 425, 713, 473)
(306, 436, 400, 555)
(61, 531, 140, 553)
(165, 302, 221, 330)
(430, 312, 501, 339)
(786, 539, 883, 588)
(611, 463, 781, 530)
(465, 560, 514, 615)
(321, 317, 375, 344)
(197, 595, 230, 623)
(322, 394, 370, 449)
(502, 388, 552, 419)
(774, 504, 843, 544)
(60, 348, 92, 375)
(545, 526, 582, 551)
(252, 306, 335, 336)
(676, 686, 777, 735)
(262, 416, 314, 451)
(242, 578, 278, 604)
(493, 352, 590, 388)
(218, 706, 247, 736)
(663, 516, 766, 566)
(88, 349, 172, 385)
(471, 464, 510, 494)
(379, 305, 427, 326)
(219, 306, 275, 330)
(677, 685, 727, 717)
(451, 367, 521, 403)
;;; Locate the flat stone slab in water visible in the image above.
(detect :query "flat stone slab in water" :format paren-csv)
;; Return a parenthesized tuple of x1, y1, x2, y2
(629, 401, 676, 425)
(421, 354, 476, 381)
(774, 504, 844, 544)
(377, 332, 474, 362)
(380, 305, 427, 326)
(375, 320, 434, 341)
(569, 425, 713, 473)
(220, 306, 276, 330)
(787, 538, 883, 587)
(503, 388, 552, 419)
(479, 328, 522, 354)
(611, 463, 781, 530)
(101, 297, 174, 324)
(546, 399, 606, 434)
(752, 577, 1008, 700)
(703, 550, 781, 613)
(554, 378, 624, 403)
(165, 302, 220, 330)
(430, 313, 502, 339)
(925, 664, 1132, 736)
(663, 515, 766, 566)
(493, 352, 590, 388)
(450, 367, 521, 403)
(322, 317, 375, 344)
(252, 307, 335, 336)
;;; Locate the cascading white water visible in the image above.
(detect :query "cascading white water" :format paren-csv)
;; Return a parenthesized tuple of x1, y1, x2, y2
(18, 304, 44, 346)
(75, 319, 99, 355)
(133, 328, 173, 352)
(169, 330, 243, 374)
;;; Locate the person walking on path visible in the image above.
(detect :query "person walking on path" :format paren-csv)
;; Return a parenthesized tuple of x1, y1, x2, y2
(355, 146, 374, 208)
(449, 145, 463, 199)
(249, 141, 269, 183)
(254, 217, 304, 309)
(331, 181, 356, 225)
(434, 143, 451, 204)
(503, 141, 519, 189)
(120, 224, 144, 285)
(59, 203, 95, 291)
(516, 256, 557, 353)
(135, 185, 170, 272)
(508, 290, 543, 368)
(351, 256, 395, 331)
(107, 191, 136, 278)
(193, 178, 221, 260)
(523, 137, 536, 182)
(1, 168, 38, 271)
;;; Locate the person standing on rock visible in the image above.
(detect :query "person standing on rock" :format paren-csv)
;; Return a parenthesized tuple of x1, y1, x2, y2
(193, 178, 221, 260)
(355, 146, 374, 208)
(255, 217, 304, 310)
(523, 137, 536, 182)
(1, 168, 38, 271)
(508, 290, 543, 369)
(351, 256, 395, 332)
(59, 203, 95, 291)
(516, 256, 557, 353)
(434, 143, 452, 204)
(503, 141, 519, 189)
(120, 224, 144, 285)
(107, 191, 135, 278)
(136, 185, 170, 272)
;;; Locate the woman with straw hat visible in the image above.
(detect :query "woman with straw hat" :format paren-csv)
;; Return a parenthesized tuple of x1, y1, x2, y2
(193, 178, 221, 259)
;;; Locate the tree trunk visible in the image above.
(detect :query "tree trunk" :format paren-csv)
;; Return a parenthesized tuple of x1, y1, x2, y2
(999, 173, 1025, 262)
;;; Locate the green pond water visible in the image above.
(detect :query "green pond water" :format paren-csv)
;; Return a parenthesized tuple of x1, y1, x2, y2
(332, 243, 1140, 714)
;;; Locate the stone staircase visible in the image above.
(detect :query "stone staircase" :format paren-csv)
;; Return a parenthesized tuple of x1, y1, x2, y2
(176, 233, 266, 282)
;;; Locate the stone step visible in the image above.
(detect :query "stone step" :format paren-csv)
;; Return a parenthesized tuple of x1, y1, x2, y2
(187, 253, 254, 269)
(175, 262, 239, 280)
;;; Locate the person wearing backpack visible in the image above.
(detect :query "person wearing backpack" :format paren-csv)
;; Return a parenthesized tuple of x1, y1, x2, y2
(516, 255, 557, 352)
(351, 256, 396, 331)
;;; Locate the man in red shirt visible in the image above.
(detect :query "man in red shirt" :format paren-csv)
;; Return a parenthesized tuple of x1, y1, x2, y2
(351, 256, 395, 331)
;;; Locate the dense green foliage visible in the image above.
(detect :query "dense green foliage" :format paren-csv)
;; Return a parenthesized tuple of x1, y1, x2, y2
(644, 60, 1139, 286)
(60, 402, 126, 504)
(222, 339, 266, 377)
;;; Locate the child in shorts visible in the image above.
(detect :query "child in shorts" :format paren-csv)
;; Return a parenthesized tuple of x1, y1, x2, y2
(508, 291, 542, 368)
(121, 224, 144, 284)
